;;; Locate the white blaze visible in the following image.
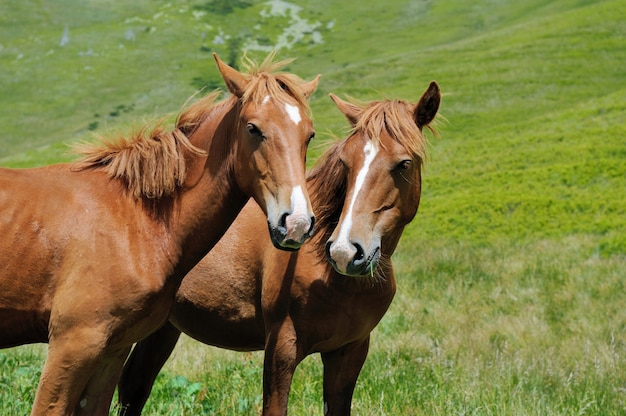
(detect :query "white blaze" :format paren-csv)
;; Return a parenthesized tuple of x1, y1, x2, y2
(290, 185, 308, 217)
(285, 185, 310, 241)
(330, 141, 378, 270)
(284, 103, 301, 125)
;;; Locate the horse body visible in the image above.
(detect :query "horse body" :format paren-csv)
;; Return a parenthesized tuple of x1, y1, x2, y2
(118, 82, 441, 416)
(0, 164, 170, 347)
(165, 201, 396, 353)
(119, 200, 396, 416)
(0, 53, 319, 415)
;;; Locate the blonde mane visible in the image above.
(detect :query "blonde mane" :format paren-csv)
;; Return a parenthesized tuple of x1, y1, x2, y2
(351, 98, 433, 166)
(72, 93, 218, 200)
(239, 52, 312, 116)
(73, 53, 312, 200)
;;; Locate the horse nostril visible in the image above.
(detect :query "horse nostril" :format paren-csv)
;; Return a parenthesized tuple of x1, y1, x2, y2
(325, 240, 333, 260)
(352, 243, 365, 265)
(308, 216, 315, 236)
(278, 212, 289, 229)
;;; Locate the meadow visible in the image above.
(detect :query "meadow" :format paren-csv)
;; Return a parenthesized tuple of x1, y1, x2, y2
(0, 0, 625, 414)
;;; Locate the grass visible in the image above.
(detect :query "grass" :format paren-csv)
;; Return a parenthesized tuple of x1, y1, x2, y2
(139, 236, 625, 415)
(1, 0, 625, 414)
(5, 238, 624, 415)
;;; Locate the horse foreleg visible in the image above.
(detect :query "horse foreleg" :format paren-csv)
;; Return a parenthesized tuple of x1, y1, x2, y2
(74, 346, 131, 415)
(262, 318, 299, 416)
(117, 321, 182, 416)
(320, 337, 370, 416)
(30, 328, 111, 416)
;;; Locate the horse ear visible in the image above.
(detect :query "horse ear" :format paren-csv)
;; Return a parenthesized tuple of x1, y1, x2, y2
(301, 74, 321, 99)
(414, 81, 441, 129)
(213, 53, 249, 98)
(329, 93, 361, 127)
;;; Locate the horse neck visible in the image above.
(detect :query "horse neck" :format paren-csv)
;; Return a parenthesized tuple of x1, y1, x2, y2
(169, 99, 249, 276)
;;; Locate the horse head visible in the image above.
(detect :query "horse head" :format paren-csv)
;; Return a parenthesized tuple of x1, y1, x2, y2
(325, 82, 441, 276)
(214, 54, 319, 250)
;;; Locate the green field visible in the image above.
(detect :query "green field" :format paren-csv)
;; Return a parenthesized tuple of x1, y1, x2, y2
(1, 0, 625, 414)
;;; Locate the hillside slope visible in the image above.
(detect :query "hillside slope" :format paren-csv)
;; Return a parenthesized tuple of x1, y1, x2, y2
(0, 0, 624, 251)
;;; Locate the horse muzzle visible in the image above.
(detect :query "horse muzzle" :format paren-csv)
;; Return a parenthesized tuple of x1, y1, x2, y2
(269, 212, 315, 251)
(325, 238, 381, 277)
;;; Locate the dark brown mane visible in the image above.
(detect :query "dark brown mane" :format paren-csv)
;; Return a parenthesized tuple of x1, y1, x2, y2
(306, 141, 347, 260)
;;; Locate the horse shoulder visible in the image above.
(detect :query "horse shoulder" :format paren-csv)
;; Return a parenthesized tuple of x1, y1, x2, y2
(169, 197, 278, 349)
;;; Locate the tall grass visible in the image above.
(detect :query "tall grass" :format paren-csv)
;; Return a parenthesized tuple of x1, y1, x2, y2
(5, 238, 624, 415)
(141, 236, 626, 415)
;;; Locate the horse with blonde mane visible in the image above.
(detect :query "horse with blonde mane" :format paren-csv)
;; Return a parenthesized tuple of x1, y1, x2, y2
(0, 53, 319, 415)
(117, 82, 441, 415)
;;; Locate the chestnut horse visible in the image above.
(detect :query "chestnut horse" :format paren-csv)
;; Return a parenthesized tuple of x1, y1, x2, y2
(118, 81, 441, 415)
(0, 53, 319, 415)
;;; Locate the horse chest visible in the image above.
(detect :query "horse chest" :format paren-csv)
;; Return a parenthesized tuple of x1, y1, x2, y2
(293, 284, 393, 352)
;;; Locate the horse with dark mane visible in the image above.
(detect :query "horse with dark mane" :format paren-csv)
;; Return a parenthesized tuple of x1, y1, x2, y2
(0, 53, 319, 415)
(118, 81, 441, 415)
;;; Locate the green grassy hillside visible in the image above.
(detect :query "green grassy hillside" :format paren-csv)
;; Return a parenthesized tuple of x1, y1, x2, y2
(2, 0, 624, 251)
(1, 0, 625, 414)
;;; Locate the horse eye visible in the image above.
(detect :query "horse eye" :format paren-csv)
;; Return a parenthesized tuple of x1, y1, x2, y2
(395, 160, 411, 172)
(246, 123, 264, 139)
(277, 80, 288, 91)
(307, 132, 315, 144)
